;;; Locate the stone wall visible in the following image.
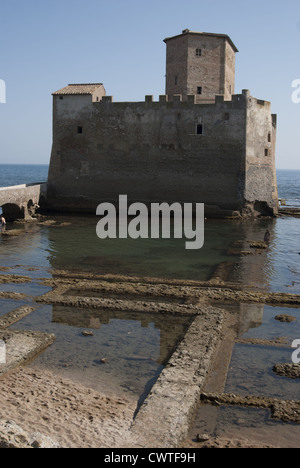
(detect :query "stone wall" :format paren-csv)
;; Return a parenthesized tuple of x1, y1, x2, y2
(0, 183, 47, 221)
(244, 91, 278, 215)
(165, 32, 236, 102)
(47, 90, 278, 217)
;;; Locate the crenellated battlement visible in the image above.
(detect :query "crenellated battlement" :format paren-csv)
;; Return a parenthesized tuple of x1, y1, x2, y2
(98, 92, 252, 109)
(59, 88, 271, 113)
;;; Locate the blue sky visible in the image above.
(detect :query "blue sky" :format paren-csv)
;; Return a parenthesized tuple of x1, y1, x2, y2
(0, 0, 299, 168)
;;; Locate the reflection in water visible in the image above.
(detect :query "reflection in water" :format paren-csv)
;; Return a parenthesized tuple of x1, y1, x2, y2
(241, 304, 300, 342)
(0, 215, 299, 292)
(222, 303, 300, 401)
(189, 302, 300, 447)
(47, 216, 244, 280)
(51, 305, 191, 366)
(10, 305, 192, 404)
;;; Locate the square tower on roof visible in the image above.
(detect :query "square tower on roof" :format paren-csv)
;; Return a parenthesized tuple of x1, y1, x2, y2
(164, 29, 238, 103)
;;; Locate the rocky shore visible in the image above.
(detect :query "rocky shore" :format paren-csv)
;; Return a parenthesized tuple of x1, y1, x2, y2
(0, 367, 138, 448)
(0, 255, 299, 448)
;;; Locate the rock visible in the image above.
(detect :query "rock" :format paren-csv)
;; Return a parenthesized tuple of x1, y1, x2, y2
(196, 433, 210, 443)
(93, 358, 108, 365)
(273, 363, 300, 379)
(1, 230, 25, 237)
(0, 420, 59, 448)
(38, 220, 57, 226)
(30, 433, 60, 449)
(275, 314, 296, 323)
(249, 241, 268, 249)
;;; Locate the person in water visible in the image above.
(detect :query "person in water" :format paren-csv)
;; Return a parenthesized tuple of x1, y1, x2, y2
(264, 229, 270, 243)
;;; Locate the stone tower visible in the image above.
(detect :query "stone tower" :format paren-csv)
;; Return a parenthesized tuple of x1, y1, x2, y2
(164, 29, 238, 103)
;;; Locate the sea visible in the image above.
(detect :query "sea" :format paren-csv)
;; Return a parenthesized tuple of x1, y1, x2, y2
(0, 164, 49, 188)
(0, 164, 300, 422)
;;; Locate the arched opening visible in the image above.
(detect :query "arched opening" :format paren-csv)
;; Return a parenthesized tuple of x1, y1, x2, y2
(1, 203, 24, 222)
(254, 200, 274, 217)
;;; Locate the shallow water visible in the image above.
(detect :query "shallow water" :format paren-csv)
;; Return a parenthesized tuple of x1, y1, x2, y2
(224, 301, 300, 401)
(10, 303, 192, 404)
(0, 298, 29, 317)
(189, 302, 300, 446)
(225, 344, 299, 400)
(0, 170, 300, 413)
(0, 214, 300, 405)
(189, 404, 300, 448)
(0, 167, 300, 442)
(241, 304, 300, 342)
(0, 215, 300, 293)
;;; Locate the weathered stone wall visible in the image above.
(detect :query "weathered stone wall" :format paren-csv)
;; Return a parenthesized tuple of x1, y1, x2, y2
(244, 91, 278, 215)
(47, 89, 278, 217)
(224, 40, 236, 97)
(0, 183, 47, 221)
(165, 32, 236, 103)
(165, 34, 189, 100)
(47, 93, 251, 215)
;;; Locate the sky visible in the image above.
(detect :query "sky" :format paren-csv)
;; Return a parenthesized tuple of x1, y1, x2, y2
(0, 0, 299, 169)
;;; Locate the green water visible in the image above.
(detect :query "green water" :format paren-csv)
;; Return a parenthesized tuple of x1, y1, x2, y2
(1, 214, 300, 291)
(0, 215, 285, 284)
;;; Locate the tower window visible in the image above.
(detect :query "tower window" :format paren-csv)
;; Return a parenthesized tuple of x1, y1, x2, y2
(265, 149, 269, 157)
(268, 133, 271, 143)
(77, 126, 83, 134)
(196, 48, 202, 56)
(175, 76, 178, 86)
(197, 87, 202, 95)
(196, 124, 204, 135)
